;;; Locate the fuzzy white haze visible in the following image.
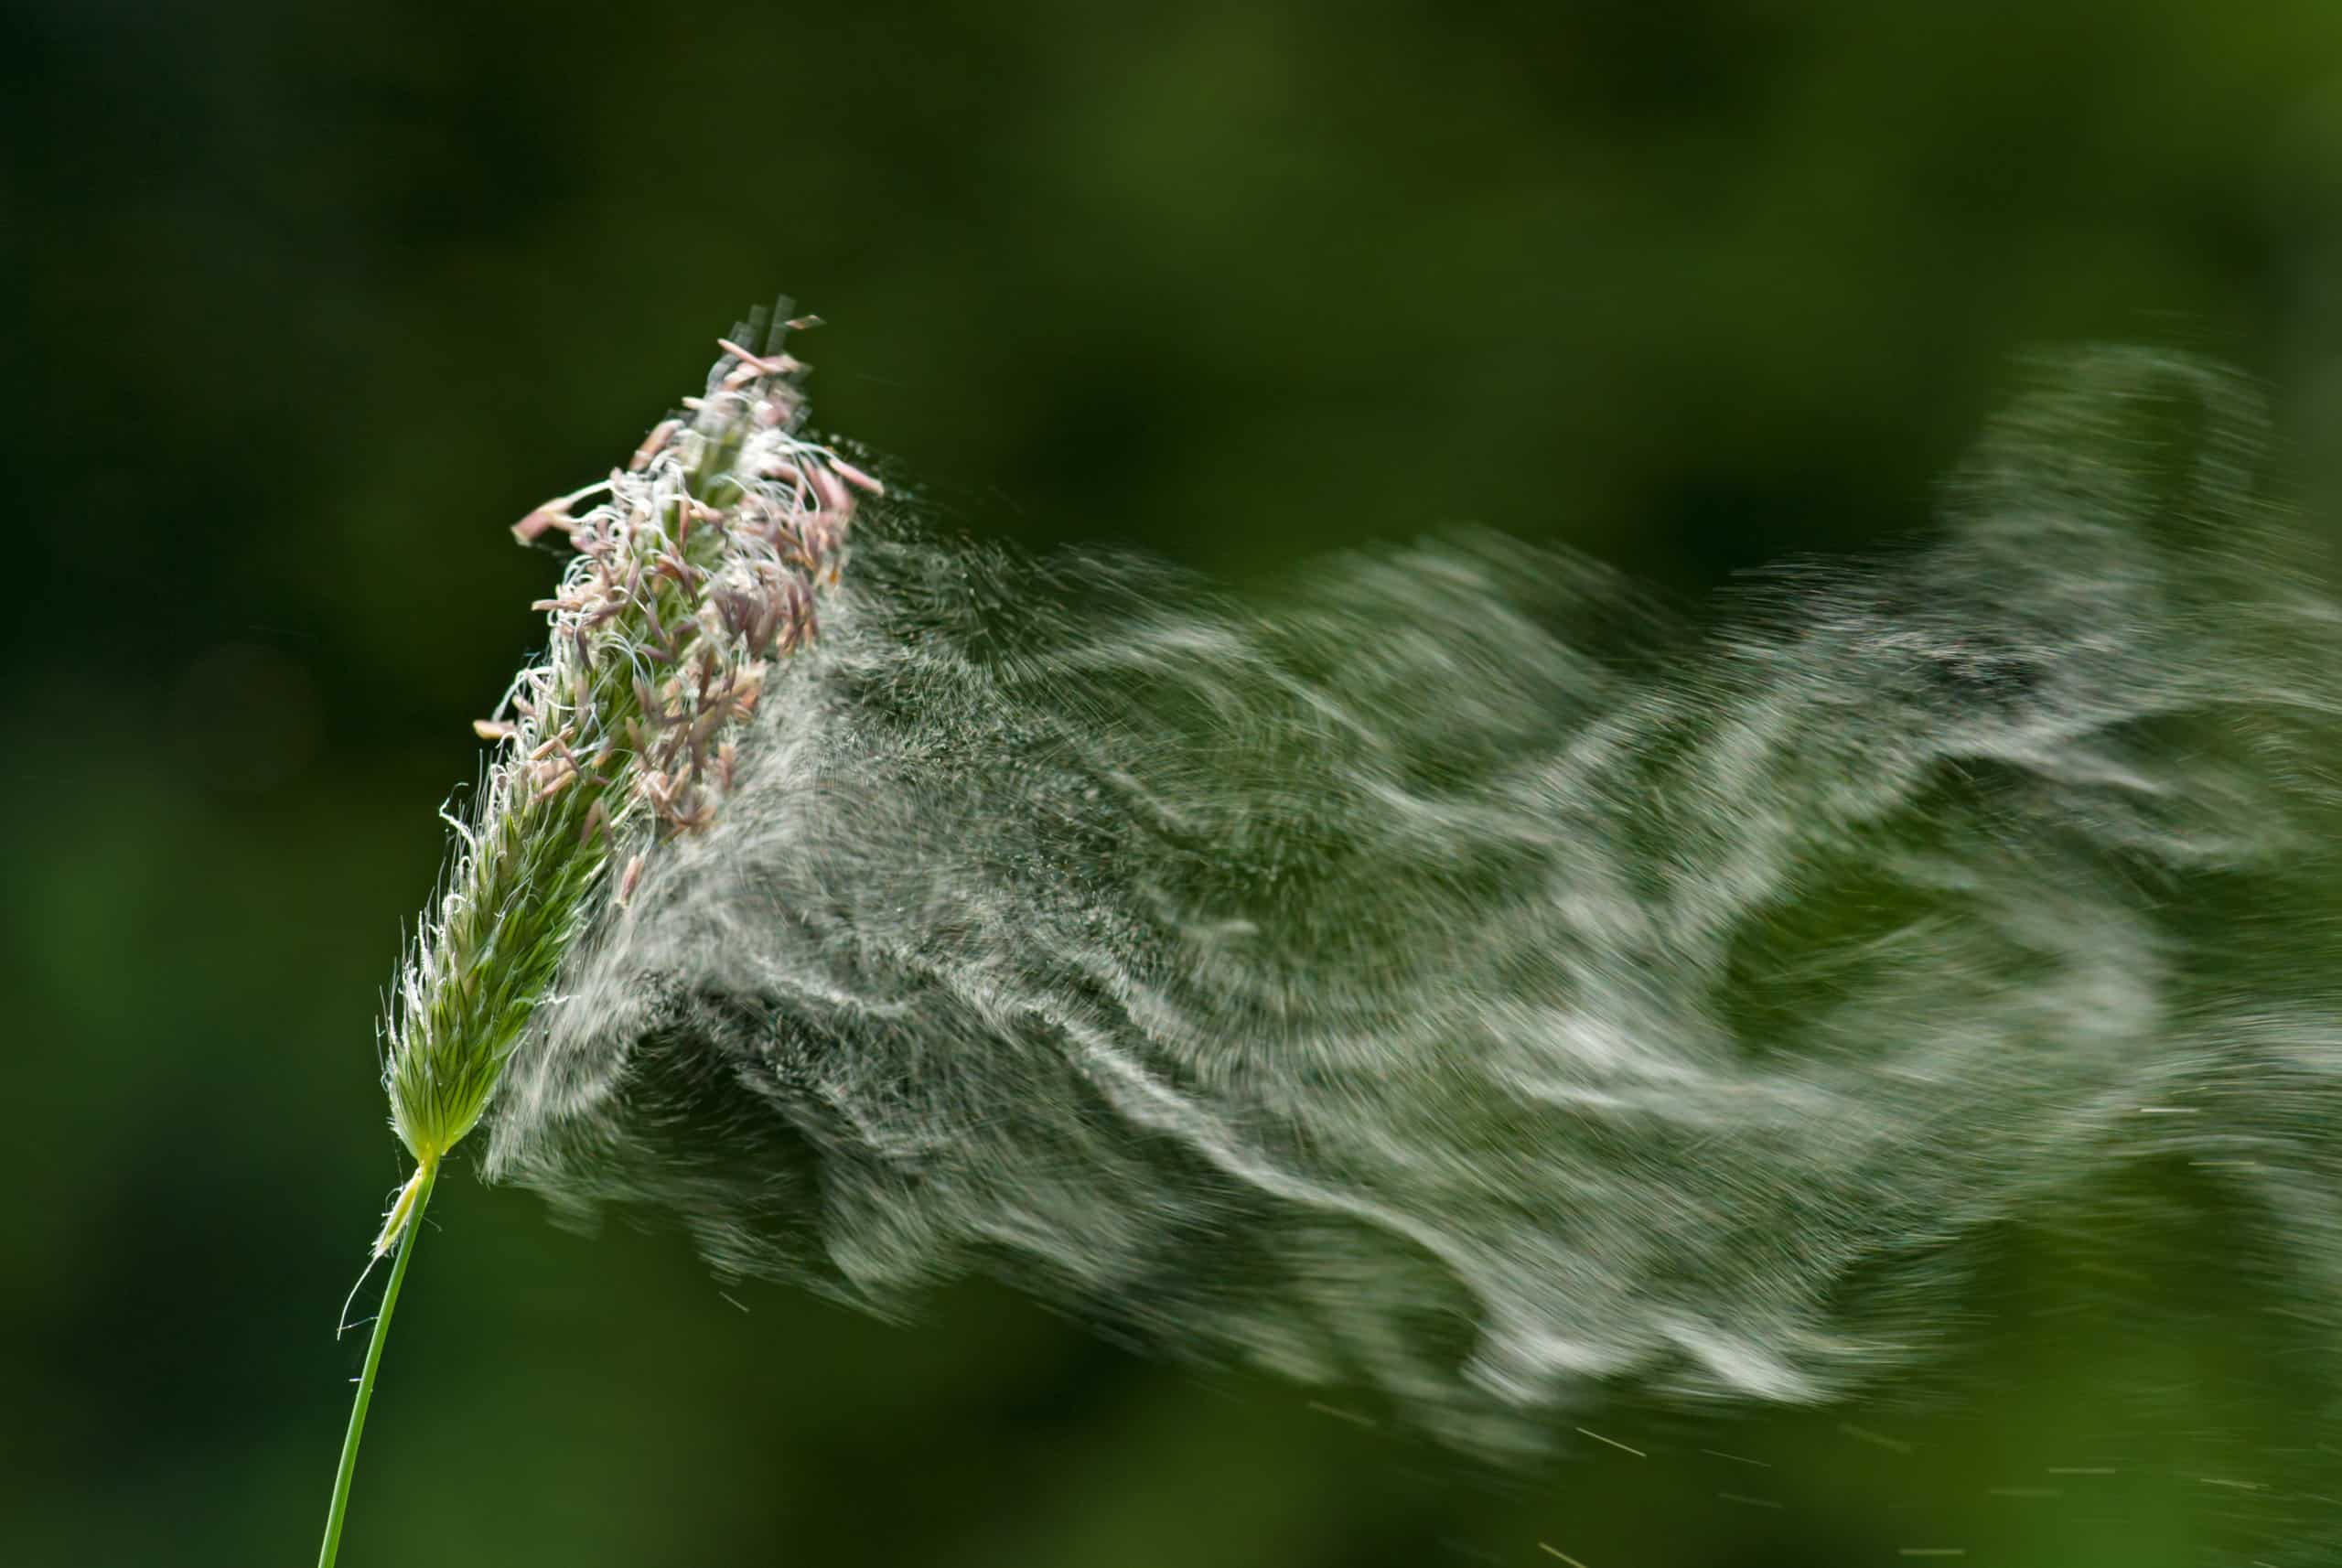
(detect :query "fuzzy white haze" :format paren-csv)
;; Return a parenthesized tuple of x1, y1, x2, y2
(481, 349, 2342, 1545)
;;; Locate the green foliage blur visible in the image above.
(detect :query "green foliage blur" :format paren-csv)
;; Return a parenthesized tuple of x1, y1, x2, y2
(6, 3, 2342, 1564)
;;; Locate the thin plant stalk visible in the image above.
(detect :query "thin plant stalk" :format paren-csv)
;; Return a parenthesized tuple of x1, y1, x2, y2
(317, 1160, 436, 1568)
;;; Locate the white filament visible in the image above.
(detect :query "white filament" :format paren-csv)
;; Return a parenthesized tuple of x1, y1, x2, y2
(487, 349, 2342, 1457)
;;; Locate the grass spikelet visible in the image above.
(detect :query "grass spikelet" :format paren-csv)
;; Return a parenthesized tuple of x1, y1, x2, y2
(317, 306, 872, 1567)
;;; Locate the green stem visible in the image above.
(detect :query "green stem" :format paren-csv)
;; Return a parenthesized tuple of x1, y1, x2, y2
(317, 1162, 437, 1568)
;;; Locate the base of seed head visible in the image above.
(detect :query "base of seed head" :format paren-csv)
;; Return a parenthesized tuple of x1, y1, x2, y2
(371, 1163, 431, 1258)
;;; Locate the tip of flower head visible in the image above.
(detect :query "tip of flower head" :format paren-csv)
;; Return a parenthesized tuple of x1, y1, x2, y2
(485, 325, 868, 849)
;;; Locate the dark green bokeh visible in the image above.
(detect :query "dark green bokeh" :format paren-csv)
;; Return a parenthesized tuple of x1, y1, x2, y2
(6, 3, 2342, 1563)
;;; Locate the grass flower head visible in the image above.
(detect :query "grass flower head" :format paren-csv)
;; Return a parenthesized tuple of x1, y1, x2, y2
(378, 314, 876, 1236)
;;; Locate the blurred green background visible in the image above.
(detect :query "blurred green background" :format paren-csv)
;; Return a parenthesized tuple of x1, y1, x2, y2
(8, 2, 2342, 1564)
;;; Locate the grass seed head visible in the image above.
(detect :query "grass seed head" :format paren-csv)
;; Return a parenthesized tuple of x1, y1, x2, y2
(378, 314, 873, 1210)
